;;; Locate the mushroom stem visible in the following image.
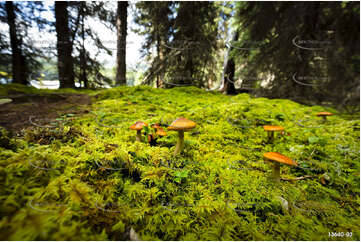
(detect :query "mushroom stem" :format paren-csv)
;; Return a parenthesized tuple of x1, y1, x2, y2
(136, 130, 142, 142)
(268, 131, 274, 143)
(322, 116, 327, 122)
(174, 130, 184, 155)
(273, 162, 280, 182)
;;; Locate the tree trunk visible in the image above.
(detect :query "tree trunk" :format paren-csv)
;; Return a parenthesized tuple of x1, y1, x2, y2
(221, 31, 238, 95)
(116, 1, 128, 86)
(5, 1, 27, 85)
(156, 32, 165, 88)
(55, 1, 75, 88)
(184, 47, 194, 86)
(223, 57, 236, 95)
(80, 5, 88, 88)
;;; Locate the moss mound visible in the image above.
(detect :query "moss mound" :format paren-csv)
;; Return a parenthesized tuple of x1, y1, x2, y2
(0, 86, 359, 240)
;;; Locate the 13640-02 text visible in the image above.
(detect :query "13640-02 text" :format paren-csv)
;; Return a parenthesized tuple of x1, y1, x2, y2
(329, 232, 352, 238)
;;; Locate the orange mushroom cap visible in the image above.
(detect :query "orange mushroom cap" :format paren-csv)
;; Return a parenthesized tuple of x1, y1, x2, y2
(316, 112, 334, 117)
(151, 123, 161, 129)
(263, 152, 298, 166)
(156, 127, 167, 136)
(130, 121, 148, 130)
(167, 117, 196, 131)
(263, 125, 284, 132)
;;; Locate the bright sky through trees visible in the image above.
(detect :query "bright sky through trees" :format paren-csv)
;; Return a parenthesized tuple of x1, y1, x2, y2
(0, 1, 145, 70)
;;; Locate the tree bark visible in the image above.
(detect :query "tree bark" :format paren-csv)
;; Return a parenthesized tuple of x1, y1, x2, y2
(156, 32, 165, 88)
(222, 57, 236, 95)
(55, 1, 75, 88)
(79, 4, 88, 88)
(221, 31, 238, 95)
(115, 1, 128, 86)
(5, 1, 27, 85)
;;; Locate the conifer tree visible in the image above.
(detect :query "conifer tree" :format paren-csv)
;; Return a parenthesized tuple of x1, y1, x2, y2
(1, 1, 47, 85)
(134, 1, 174, 88)
(168, 1, 218, 87)
(55, 1, 75, 88)
(135, 1, 219, 88)
(233, 1, 360, 107)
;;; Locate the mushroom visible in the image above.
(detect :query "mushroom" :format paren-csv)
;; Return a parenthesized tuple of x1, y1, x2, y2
(263, 125, 284, 142)
(129, 121, 148, 142)
(151, 123, 161, 128)
(155, 127, 167, 137)
(146, 124, 167, 146)
(167, 117, 196, 155)
(151, 123, 167, 137)
(263, 152, 298, 182)
(151, 123, 162, 132)
(147, 133, 157, 146)
(316, 112, 334, 121)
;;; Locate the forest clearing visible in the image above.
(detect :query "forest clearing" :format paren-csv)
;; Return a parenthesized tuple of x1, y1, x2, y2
(0, 1, 359, 241)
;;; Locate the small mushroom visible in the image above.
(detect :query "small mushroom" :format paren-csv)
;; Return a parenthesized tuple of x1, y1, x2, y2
(316, 112, 334, 121)
(147, 133, 157, 146)
(263, 125, 284, 142)
(167, 117, 196, 155)
(150, 124, 158, 132)
(155, 127, 167, 137)
(146, 124, 167, 146)
(151, 123, 166, 136)
(263, 152, 298, 183)
(151, 123, 160, 128)
(129, 121, 148, 142)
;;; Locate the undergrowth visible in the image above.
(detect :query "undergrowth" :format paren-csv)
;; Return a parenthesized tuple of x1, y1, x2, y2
(0, 85, 359, 240)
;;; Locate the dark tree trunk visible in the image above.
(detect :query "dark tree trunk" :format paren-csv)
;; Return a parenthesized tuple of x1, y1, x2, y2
(55, 1, 75, 88)
(184, 51, 194, 85)
(79, 5, 88, 88)
(116, 1, 128, 86)
(221, 31, 238, 95)
(5, 1, 27, 85)
(223, 58, 236, 95)
(156, 31, 165, 88)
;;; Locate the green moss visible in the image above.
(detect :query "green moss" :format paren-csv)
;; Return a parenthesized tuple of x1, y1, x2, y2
(0, 86, 359, 240)
(0, 83, 39, 96)
(0, 127, 16, 150)
(0, 83, 96, 96)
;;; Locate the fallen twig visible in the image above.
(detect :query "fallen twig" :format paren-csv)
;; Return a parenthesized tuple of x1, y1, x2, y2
(281, 175, 315, 181)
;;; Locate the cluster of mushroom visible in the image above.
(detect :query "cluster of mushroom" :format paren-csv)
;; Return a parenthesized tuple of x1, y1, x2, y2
(129, 121, 167, 143)
(129, 110, 333, 182)
(262, 111, 334, 183)
(130, 117, 196, 155)
(262, 125, 293, 182)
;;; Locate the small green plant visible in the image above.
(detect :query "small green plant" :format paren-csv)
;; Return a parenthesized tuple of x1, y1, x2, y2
(173, 170, 188, 183)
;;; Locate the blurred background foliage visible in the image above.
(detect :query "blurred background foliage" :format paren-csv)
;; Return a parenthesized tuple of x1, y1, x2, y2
(0, 1, 359, 111)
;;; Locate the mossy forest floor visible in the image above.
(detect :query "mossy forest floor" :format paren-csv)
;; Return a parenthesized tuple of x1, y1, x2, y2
(0, 84, 360, 240)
